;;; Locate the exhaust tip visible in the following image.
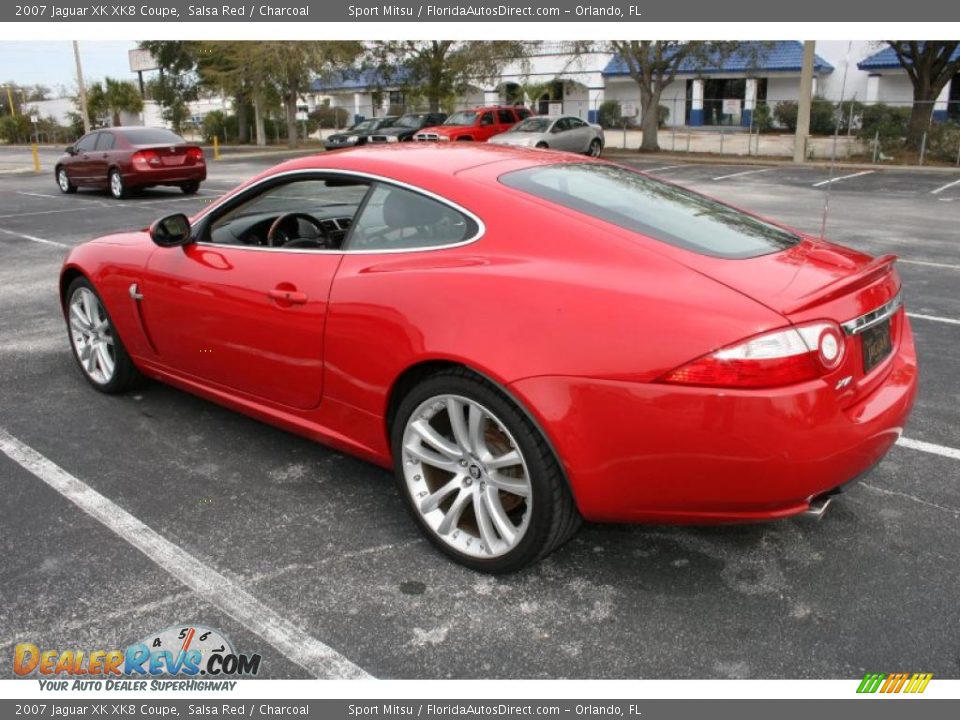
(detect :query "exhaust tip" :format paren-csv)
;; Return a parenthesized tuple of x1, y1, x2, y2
(801, 495, 833, 519)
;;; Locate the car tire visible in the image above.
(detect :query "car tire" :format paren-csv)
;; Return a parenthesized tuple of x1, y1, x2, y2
(180, 180, 201, 195)
(587, 139, 602, 157)
(535, 142, 549, 149)
(108, 169, 127, 199)
(391, 368, 581, 573)
(65, 277, 143, 394)
(56, 167, 77, 194)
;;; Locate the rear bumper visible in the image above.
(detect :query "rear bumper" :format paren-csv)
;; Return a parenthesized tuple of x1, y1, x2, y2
(509, 318, 918, 524)
(123, 165, 206, 187)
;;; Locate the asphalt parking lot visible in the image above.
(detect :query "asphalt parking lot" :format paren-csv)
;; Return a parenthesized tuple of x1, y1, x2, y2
(0, 147, 958, 680)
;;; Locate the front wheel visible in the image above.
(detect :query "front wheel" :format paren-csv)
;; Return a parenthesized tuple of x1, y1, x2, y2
(587, 139, 602, 157)
(108, 169, 127, 199)
(57, 167, 77, 194)
(392, 369, 581, 573)
(65, 277, 143, 393)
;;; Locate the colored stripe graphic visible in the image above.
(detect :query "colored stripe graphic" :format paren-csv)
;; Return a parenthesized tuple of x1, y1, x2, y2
(857, 672, 932, 693)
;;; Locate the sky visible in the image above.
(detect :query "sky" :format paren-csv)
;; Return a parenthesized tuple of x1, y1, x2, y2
(0, 41, 138, 95)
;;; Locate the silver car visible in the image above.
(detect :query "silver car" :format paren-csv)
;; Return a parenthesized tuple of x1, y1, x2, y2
(488, 115, 604, 156)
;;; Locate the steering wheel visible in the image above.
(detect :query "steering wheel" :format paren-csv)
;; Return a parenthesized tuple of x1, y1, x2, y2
(266, 212, 330, 248)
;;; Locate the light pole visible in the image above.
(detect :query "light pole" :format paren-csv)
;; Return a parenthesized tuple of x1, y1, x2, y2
(793, 40, 815, 163)
(73, 40, 91, 133)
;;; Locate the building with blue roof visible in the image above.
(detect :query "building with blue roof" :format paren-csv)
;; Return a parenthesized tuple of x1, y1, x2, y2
(304, 41, 958, 130)
(856, 45, 960, 122)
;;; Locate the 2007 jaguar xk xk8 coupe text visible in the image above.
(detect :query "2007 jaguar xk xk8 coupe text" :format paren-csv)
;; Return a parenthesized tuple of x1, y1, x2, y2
(59, 144, 917, 572)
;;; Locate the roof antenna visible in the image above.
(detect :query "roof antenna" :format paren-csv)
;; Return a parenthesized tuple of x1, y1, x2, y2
(819, 41, 854, 241)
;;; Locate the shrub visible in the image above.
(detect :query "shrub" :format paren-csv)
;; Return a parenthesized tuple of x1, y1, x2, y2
(597, 100, 622, 129)
(773, 101, 798, 132)
(925, 121, 960, 162)
(657, 104, 670, 128)
(0, 114, 32, 143)
(858, 103, 911, 141)
(310, 105, 351, 129)
(772, 99, 837, 135)
(751, 102, 773, 132)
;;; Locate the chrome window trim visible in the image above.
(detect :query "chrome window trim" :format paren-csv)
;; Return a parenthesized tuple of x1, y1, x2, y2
(191, 167, 486, 256)
(840, 291, 903, 336)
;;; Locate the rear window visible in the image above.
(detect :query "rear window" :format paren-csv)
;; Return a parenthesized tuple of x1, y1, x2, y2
(499, 163, 801, 259)
(117, 128, 186, 145)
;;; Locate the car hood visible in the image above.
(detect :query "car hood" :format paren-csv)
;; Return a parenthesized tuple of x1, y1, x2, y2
(420, 125, 470, 137)
(374, 126, 414, 136)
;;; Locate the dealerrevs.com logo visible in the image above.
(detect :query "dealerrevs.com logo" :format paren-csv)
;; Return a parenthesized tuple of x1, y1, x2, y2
(857, 672, 933, 694)
(14, 625, 261, 690)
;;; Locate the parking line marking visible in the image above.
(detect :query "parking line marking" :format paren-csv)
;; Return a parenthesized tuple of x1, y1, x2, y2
(931, 178, 960, 195)
(0, 427, 372, 680)
(18, 191, 68, 200)
(896, 437, 960, 461)
(812, 170, 875, 188)
(645, 164, 693, 173)
(899, 259, 960, 271)
(712, 169, 772, 181)
(906, 312, 960, 326)
(0, 227, 70, 249)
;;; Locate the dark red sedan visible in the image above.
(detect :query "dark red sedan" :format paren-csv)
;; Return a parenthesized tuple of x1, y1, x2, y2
(58, 144, 917, 572)
(55, 127, 206, 199)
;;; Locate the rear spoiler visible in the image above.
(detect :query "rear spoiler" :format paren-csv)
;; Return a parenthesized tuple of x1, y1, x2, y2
(784, 254, 899, 314)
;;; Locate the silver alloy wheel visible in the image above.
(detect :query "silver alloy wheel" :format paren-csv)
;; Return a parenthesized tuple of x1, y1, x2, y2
(58, 169, 70, 192)
(109, 171, 123, 198)
(589, 140, 602, 157)
(401, 394, 532, 559)
(68, 287, 116, 384)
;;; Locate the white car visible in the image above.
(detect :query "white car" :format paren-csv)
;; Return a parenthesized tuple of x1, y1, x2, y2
(488, 115, 604, 156)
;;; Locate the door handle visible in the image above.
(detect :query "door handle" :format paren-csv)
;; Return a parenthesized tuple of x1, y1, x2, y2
(268, 288, 308, 305)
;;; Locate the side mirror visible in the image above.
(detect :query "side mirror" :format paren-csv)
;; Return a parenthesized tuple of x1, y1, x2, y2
(65, 145, 75, 155)
(149, 213, 193, 248)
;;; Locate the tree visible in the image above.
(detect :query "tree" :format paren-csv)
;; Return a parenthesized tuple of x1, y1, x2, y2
(367, 41, 528, 113)
(884, 41, 960, 149)
(265, 42, 363, 148)
(87, 77, 143, 126)
(603, 41, 756, 151)
(138, 41, 200, 134)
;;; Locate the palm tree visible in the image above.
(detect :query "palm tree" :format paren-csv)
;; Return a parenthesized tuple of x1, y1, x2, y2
(87, 77, 144, 127)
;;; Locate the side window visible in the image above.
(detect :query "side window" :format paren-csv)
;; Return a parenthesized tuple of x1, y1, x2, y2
(346, 184, 479, 252)
(75, 134, 98, 152)
(479, 112, 494, 126)
(206, 177, 370, 249)
(569, 118, 588, 129)
(95, 133, 115, 150)
(497, 109, 514, 124)
(553, 118, 571, 133)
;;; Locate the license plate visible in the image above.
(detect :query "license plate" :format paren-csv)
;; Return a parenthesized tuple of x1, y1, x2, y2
(861, 318, 892, 373)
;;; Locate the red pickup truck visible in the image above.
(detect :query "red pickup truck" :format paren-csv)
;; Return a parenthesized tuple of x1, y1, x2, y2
(414, 105, 532, 142)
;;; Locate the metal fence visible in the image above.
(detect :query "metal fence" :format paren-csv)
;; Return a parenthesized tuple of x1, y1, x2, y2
(326, 96, 960, 165)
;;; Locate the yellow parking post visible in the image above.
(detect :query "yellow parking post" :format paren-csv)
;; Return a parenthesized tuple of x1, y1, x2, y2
(31, 143, 40, 173)
(213, 135, 221, 161)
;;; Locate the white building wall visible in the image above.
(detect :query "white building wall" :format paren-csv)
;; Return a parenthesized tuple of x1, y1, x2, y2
(814, 41, 876, 102)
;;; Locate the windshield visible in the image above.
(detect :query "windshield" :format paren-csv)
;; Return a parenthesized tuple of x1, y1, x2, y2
(118, 128, 186, 145)
(511, 118, 552, 133)
(500, 164, 802, 259)
(351, 120, 376, 132)
(396, 115, 423, 129)
(444, 111, 477, 126)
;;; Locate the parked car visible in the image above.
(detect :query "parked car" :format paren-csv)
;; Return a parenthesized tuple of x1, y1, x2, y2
(55, 127, 206, 200)
(323, 117, 398, 150)
(489, 115, 604, 156)
(414, 106, 532, 142)
(366, 112, 449, 143)
(59, 144, 917, 573)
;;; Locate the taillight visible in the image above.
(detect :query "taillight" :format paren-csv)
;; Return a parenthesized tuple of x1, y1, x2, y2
(659, 321, 846, 389)
(131, 150, 161, 170)
(186, 147, 204, 163)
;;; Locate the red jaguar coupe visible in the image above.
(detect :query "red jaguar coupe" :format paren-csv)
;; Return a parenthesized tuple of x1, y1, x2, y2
(59, 144, 917, 572)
